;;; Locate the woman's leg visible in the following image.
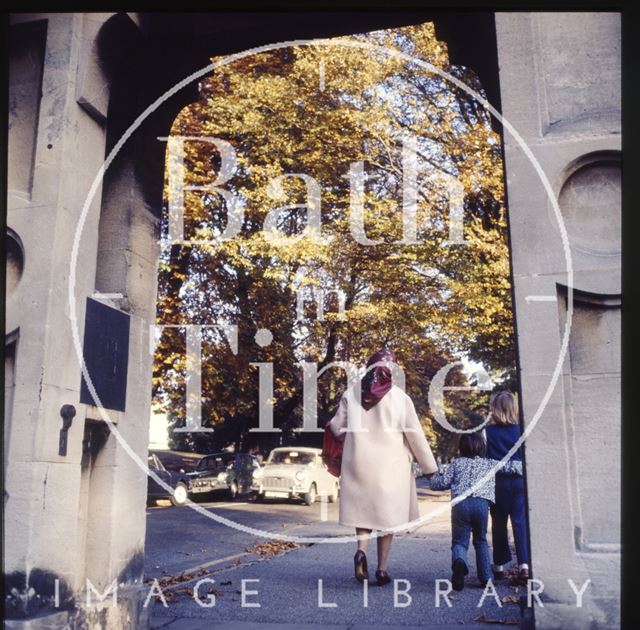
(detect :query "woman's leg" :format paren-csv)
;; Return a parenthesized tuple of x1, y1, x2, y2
(376, 533, 394, 572)
(491, 476, 512, 567)
(356, 528, 372, 554)
(354, 527, 371, 582)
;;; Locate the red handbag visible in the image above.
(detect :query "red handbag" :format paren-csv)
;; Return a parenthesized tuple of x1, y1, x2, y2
(322, 420, 343, 478)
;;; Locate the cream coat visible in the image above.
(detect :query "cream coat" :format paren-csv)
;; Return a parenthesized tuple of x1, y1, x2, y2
(329, 384, 438, 531)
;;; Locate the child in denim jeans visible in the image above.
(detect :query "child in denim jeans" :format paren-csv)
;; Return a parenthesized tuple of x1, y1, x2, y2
(429, 432, 518, 591)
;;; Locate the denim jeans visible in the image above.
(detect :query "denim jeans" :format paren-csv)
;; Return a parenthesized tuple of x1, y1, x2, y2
(490, 474, 530, 566)
(451, 496, 492, 583)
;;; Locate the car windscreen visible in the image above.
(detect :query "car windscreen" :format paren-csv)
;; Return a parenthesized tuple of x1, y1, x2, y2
(268, 451, 315, 465)
(199, 455, 235, 471)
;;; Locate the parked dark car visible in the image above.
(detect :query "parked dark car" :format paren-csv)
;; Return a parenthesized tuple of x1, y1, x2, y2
(152, 449, 202, 474)
(147, 452, 191, 506)
(186, 452, 261, 500)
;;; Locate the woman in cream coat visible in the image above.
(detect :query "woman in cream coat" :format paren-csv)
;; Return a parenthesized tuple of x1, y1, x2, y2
(329, 349, 438, 585)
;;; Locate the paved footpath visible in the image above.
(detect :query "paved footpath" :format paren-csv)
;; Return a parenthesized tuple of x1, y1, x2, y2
(148, 483, 527, 629)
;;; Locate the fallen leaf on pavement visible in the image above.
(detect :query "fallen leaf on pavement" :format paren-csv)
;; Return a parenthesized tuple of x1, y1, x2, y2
(509, 576, 527, 587)
(245, 540, 300, 557)
(473, 615, 519, 625)
(159, 590, 176, 603)
(501, 595, 520, 604)
(157, 568, 209, 588)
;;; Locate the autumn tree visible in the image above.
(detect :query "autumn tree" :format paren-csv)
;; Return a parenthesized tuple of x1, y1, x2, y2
(152, 23, 516, 457)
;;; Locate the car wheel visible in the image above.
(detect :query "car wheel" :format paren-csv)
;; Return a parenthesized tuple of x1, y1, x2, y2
(228, 481, 239, 500)
(328, 483, 339, 503)
(304, 483, 317, 506)
(171, 482, 189, 506)
(255, 491, 264, 502)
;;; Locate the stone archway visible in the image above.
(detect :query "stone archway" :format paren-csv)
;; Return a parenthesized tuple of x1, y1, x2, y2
(4, 11, 620, 629)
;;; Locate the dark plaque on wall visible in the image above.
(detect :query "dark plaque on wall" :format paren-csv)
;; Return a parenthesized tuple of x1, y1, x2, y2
(79, 297, 130, 412)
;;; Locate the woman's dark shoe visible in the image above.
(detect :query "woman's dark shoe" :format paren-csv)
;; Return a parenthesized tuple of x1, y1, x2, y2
(452, 558, 469, 591)
(375, 570, 391, 586)
(492, 569, 506, 580)
(354, 550, 369, 583)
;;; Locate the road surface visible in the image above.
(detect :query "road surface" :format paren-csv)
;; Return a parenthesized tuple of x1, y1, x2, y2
(144, 481, 525, 628)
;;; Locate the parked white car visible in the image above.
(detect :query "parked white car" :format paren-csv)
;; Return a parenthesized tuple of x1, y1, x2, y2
(255, 447, 339, 505)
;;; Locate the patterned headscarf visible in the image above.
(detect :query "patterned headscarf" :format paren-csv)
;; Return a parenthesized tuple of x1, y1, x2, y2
(360, 349, 397, 411)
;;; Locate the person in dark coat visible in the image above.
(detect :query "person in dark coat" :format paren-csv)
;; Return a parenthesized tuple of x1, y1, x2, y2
(485, 390, 530, 582)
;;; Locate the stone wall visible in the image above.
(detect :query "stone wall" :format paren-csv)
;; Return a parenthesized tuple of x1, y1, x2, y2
(5, 13, 155, 627)
(496, 12, 620, 629)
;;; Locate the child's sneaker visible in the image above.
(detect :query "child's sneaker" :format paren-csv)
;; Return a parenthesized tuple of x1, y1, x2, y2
(452, 558, 469, 591)
(492, 564, 506, 580)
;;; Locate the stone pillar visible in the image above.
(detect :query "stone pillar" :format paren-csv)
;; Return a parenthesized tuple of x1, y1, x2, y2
(5, 13, 152, 628)
(495, 12, 620, 629)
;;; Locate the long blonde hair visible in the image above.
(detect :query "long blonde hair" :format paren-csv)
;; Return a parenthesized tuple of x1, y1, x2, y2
(490, 391, 518, 425)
